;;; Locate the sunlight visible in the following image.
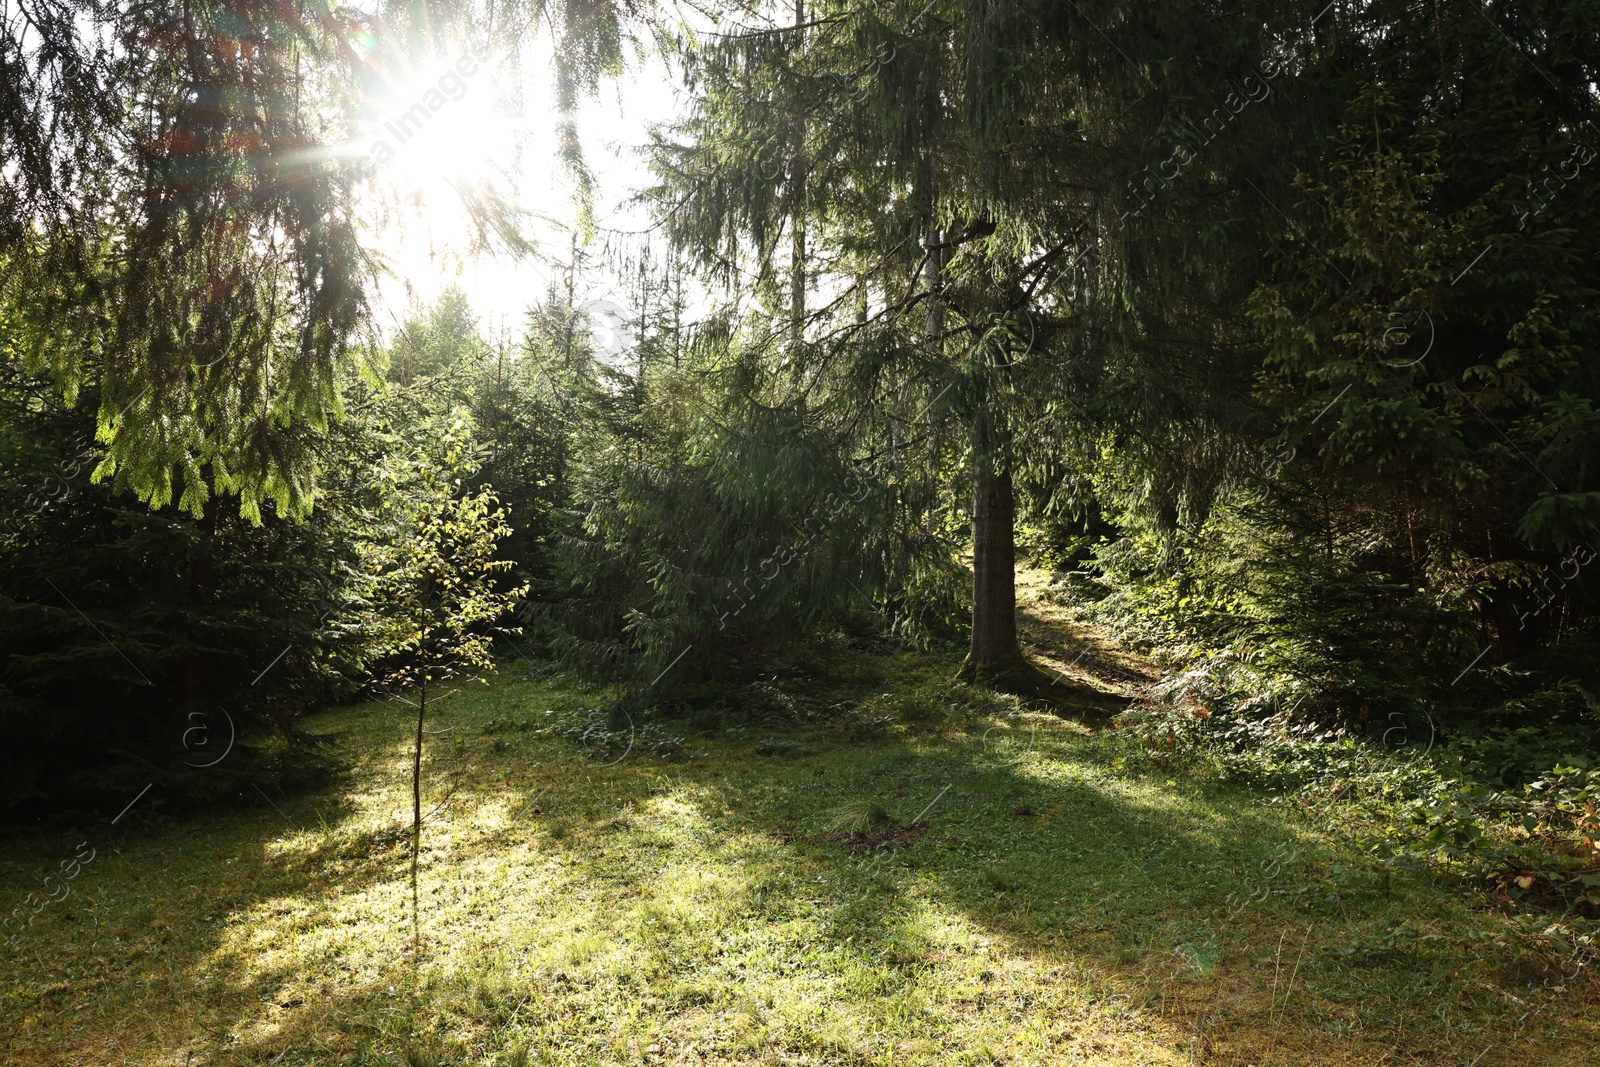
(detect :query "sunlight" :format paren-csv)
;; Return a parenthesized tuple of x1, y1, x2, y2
(351, 44, 543, 327)
(348, 37, 679, 331)
(363, 52, 506, 198)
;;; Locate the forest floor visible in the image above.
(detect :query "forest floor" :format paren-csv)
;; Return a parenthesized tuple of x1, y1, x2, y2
(1, 568, 1596, 1066)
(1013, 566, 1157, 717)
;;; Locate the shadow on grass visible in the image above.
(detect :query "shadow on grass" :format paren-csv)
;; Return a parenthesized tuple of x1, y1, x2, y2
(0, 661, 1582, 1067)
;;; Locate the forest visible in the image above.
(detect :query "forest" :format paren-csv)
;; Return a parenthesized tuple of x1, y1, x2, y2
(2, 1, 1599, 1064)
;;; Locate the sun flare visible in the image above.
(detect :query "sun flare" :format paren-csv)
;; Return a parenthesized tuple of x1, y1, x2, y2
(363, 52, 508, 195)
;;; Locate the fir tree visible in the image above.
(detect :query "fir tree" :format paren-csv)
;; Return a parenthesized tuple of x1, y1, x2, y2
(650, 0, 1321, 683)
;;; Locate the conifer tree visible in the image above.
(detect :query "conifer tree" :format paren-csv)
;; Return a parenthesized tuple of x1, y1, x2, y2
(1237, 1, 1600, 684)
(651, 0, 1321, 682)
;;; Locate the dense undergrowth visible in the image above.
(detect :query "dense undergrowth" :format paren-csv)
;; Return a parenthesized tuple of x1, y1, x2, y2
(1055, 575, 1600, 980)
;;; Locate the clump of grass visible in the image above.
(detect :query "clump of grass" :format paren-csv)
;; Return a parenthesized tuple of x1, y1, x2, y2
(754, 737, 817, 757)
(981, 864, 1023, 893)
(829, 798, 892, 833)
(399, 1043, 451, 1067)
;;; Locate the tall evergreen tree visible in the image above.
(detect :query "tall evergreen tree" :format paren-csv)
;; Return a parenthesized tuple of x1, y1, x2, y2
(651, 0, 1327, 681)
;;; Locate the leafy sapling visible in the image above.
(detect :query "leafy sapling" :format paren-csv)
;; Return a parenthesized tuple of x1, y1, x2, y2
(364, 412, 527, 953)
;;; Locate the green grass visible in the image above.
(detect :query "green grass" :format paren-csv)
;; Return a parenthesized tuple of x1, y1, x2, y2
(0, 647, 1594, 1066)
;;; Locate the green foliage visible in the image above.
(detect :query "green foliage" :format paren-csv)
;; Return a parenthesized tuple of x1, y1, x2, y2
(0, 2, 379, 522)
(385, 287, 488, 386)
(0, 2, 644, 524)
(1051, 4, 1600, 763)
(0, 285, 557, 820)
(527, 248, 967, 695)
(378, 285, 570, 598)
(363, 411, 526, 693)
(0, 374, 365, 816)
(650, 0, 1322, 674)
(1080, 497, 1479, 723)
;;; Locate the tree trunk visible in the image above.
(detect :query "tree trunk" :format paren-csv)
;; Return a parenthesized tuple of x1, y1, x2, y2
(924, 225, 945, 346)
(790, 212, 806, 345)
(966, 459, 1024, 678)
(789, 0, 806, 349)
(411, 677, 426, 955)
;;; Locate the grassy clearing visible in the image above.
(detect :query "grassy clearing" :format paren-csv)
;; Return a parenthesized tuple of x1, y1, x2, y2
(1, 642, 1595, 1066)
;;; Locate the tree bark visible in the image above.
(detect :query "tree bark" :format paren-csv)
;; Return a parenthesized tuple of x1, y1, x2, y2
(967, 458, 1024, 677)
(789, 0, 806, 349)
(791, 208, 806, 345)
(924, 225, 945, 346)
(411, 676, 426, 955)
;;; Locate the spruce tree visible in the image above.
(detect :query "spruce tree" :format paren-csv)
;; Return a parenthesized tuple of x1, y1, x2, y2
(650, 0, 1325, 683)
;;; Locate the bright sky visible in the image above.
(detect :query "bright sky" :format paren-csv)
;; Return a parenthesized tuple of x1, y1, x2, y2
(358, 32, 684, 346)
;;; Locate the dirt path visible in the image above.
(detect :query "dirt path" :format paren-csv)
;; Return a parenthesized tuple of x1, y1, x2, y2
(1013, 564, 1159, 716)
